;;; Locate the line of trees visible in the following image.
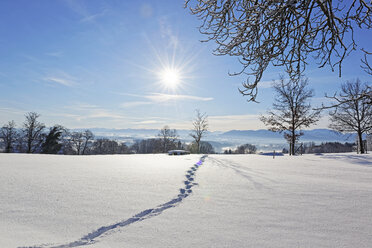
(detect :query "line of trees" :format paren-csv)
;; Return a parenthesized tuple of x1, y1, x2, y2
(303, 142, 355, 154)
(0, 112, 103, 155)
(130, 122, 214, 154)
(260, 77, 371, 155)
(224, 144, 257, 154)
(0, 112, 215, 155)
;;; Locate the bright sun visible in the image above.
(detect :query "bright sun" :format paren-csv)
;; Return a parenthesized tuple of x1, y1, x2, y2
(159, 68, 181, 89)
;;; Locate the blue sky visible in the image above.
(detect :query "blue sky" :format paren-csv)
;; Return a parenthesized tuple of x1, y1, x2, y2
(0, 0, 371, 131)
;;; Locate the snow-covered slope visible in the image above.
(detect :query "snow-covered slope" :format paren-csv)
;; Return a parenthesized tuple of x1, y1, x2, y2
(1, 153, 371, 247)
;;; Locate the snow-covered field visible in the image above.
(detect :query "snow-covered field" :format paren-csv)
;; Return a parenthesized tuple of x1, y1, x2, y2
(1, 153, 371, 248)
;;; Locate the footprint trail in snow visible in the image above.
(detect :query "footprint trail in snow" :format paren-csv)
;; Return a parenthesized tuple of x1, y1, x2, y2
(22, 155, 207, 248)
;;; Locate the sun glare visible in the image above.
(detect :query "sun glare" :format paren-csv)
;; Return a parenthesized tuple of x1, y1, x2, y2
(159, 68, 181, 89)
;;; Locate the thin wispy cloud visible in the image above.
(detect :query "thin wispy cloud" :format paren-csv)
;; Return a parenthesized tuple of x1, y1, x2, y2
(48, 112, 81, 119)
(0, 107, 25, 115)
(0, 106, 28, 124)
(120, 101, 152, 108)
(19, 54, 43, 64)
(144, 93, 213, 102)
(85, 111, 124, 119)
(43, 71, 78, 87)
(44, 77, 75, 87)
(80, 9, 108, 23)
(134, 120, 161, 125)
(64, 0, 108, 23)
(60, 103, 126, 122)
(68, 103, 100, 110)
(120, 93, 213, 108)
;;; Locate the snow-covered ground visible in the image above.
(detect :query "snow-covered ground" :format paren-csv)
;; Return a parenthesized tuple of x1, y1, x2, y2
(1, 153, 371, 248)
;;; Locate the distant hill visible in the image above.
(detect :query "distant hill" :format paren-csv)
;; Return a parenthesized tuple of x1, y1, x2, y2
(68, 128, 357, 153)
(72, 128, 356, 152)
(221, 129, 355, 143)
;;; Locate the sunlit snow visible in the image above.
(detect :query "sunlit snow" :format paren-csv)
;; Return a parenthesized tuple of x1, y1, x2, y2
(1, 153, 371, 248)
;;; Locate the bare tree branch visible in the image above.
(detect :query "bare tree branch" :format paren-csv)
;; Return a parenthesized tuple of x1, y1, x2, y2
(23, 112, 45, 153)
(186, 0, 372, 102)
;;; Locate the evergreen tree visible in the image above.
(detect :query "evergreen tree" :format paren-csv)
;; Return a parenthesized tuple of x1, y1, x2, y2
(41, 125, 64, 154)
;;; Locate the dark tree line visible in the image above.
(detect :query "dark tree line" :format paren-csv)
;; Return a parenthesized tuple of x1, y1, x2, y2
(0, 112, 126, 155)
(130, 125, 214, 154)
(303, 142, 355, 154)
(224, 143, 257, 154)
(0, 114, 216, 155)
(187, 141, 215, 154)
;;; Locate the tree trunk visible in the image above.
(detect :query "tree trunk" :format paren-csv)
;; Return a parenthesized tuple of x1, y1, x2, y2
(5, 144, 11, 153)
(358, 131, 365, 154)
(82, 141, 88, 155)
(291, 130, 295, 156)
(27, 141, 32, 153)
(77, 144, 81, 155)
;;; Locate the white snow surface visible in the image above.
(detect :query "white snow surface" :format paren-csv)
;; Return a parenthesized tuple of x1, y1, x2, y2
(1, 153, 372, 248)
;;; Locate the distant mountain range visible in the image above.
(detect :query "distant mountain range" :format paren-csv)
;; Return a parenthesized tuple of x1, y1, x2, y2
(220, 129, 355, 142)
(73, 128, 356, 152)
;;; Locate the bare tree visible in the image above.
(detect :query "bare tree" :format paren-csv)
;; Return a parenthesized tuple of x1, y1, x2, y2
(260, 76, 321, 155)
(328, 79, 372, 154)
(190, 109, 208, 153)
(70, 132, 84, 155)
(23, 112, 45, 153)
(361, 49, 372, 76)
(185, 0, 372, 102)
(68, 130, 94, 155)
(82, 130, 94, 155)
(0, 120, 18, 153)
(158, 126, 179, 153)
